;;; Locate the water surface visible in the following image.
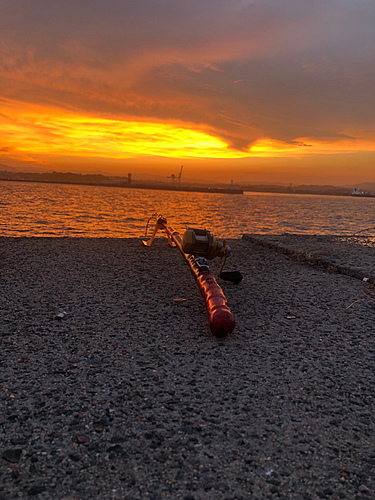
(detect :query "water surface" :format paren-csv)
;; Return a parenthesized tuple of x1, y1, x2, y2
(1, 181, 374, 239)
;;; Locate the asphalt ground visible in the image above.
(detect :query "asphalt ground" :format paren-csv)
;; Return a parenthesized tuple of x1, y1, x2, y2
(1, 236, 374, 499)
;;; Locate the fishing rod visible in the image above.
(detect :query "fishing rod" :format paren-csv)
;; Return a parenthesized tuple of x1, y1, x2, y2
(142, 214, 242, 337)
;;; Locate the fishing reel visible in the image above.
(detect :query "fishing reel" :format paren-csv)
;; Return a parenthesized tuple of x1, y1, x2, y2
(182, 228, 242, 284)
(181, 228, 227, 260)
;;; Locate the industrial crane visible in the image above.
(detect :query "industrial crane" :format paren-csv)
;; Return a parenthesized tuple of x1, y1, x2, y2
(167, 166, 183, 185)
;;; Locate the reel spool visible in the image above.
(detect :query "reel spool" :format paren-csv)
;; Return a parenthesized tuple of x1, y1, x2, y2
(181, 228, 227, 260)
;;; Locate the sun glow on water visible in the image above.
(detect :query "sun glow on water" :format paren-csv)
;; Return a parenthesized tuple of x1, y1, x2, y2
(2, 181, 375, 239)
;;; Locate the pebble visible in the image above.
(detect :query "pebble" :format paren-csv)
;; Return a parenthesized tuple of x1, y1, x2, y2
(2, 449, 22, 463)
(359, 484, 369, 492)
(28, 485, 46, 496)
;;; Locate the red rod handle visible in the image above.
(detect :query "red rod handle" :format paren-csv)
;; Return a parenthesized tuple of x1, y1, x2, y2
(197, 273, 235, 337)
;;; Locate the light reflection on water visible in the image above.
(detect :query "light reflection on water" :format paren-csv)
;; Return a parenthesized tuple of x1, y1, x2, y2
(1, 181, 375, 240)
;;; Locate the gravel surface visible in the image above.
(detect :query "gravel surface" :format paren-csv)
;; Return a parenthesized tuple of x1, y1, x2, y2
(1, 236, 375, 499)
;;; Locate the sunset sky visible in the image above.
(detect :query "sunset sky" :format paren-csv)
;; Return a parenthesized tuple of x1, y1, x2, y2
(1, 0, 374, 184)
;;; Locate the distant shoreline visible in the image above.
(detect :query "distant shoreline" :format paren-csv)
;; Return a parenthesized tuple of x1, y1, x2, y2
(0, 175, 360, 197)
(0, 177, 244, 195)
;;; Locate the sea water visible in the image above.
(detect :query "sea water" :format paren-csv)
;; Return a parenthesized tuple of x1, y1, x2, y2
(1, 180, 374, 239)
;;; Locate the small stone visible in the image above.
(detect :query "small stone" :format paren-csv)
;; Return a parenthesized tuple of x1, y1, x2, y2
(11, 437, 28, 445)
(11, 469, 20, 479)
(154, 452, 168, 463)
(107, 445, 123, 454)
(110, 435, 127, 443)
(86, 358, 103, 366)
(2, 449, 22, 463)
(359, 485, 369, 493)
(28, 484, 46, 496)
(76, 434, 90, 445)
(267, 478, 281, 486)
(54, 311, 67, 320)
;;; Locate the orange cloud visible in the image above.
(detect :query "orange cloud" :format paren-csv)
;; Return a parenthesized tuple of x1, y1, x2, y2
(250, 136, 375, 157)
(0, 98, 249, 160)
(1, 98, 374, 169)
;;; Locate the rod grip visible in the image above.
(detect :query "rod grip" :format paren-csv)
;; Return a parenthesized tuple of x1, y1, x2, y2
(197, 273, 235, 337)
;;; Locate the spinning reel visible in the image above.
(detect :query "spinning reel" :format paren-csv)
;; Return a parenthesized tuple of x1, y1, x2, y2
(181, 228, 242, 284)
